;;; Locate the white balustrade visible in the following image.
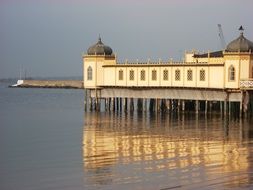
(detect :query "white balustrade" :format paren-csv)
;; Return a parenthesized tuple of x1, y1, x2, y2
(240, 79, 253, 88)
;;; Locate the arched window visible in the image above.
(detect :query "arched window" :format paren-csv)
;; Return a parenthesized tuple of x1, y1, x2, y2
(200, 69, 205, 81)
(175, 69, 180, 81)
(163, 69, 168, 81)
(152, 70, 157, 81)
(229, 65, 235, 81)
(129, 70, 134, 80)
(140, 70, 145, 81)
(187, 69, 193, 81)
(119, 70, 123, 80)
(87, 66, 92, 80)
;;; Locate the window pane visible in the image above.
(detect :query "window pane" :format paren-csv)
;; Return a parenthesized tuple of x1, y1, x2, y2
(229, 66, 235, 81)
(187, 70, 193, 81)
(119, 70, 123, 80)
(175, 70, 180, 81)
(152, 70, 157, 81)
(163, 70, 168, 80)
(129, 70, 134, 80)
(87, 66, 92, 80)
(141, 70, 145, 81)
(200, 70, 205, 81)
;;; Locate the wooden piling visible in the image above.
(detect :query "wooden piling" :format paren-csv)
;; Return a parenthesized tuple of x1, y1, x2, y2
(228, 101, 231, 116)
(89, 97, 93, 111)
(195, 100, 199, 114)
(177, 100, 180, 113)
(124, 98, 128, 111)
(137, 98, 143, 112)
(130, 98, 134, 112)
(143, 98, 147, 111)
(205, 100, 208, 114)
(84, 89, 87, 111)
(224, 100, 227, 116)
(149, 99, 154, 112)
(111, 97, 114, 111)
(182, 100, 185, 112)
(166, 99, 171, 112)
(220, 101, 223, 115)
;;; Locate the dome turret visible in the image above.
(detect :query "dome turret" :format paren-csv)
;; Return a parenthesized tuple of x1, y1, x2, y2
(226, 26, 253, 52)
(87, 37, 113, 56)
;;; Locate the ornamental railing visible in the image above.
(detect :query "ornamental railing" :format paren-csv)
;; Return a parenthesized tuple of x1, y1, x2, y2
(240, 79, 253, 89)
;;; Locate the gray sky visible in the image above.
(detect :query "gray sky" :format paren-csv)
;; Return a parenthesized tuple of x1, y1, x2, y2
(1, 0, 253, 78)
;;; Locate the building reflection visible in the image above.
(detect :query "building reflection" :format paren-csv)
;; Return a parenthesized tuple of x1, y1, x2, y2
(82, 112, 253, 188)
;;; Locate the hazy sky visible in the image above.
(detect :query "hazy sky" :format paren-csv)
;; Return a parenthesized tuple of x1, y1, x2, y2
(1, 0, 253, 78)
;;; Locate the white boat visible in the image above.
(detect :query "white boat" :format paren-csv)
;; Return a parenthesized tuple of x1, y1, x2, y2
(10, 80, 24, 87)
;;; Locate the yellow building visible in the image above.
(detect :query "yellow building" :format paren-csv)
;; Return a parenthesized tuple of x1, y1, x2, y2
(83, 28, 253, 114)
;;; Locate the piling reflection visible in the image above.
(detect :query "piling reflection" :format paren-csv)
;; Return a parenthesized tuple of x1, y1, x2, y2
(82, 112, 253, 189)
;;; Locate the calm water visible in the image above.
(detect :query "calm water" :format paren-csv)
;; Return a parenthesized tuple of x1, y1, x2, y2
(1, 82, 253, 190)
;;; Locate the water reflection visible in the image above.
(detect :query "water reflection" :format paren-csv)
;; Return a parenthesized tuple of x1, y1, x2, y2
(82, 112, 253, 189)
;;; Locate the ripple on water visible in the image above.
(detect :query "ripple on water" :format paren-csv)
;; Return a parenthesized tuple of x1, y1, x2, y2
(82, 112, 253, 190)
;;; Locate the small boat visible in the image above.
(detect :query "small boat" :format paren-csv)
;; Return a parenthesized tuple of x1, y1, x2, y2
(10, 80, 24, 87)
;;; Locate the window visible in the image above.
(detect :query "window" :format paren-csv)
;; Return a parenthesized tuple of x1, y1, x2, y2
(87, 66, 92, 80)
(163, 69, 168, 81)
(175, 69, 180, 81)
(187, 69, 193, 81)
(129, 70, 134, 80)
(200, 69, 205, 81)
(119, 70, 123, 80)
(140, 70, 145, 81)
(229, 66, 235, 81)
(152, 70, 157, 81)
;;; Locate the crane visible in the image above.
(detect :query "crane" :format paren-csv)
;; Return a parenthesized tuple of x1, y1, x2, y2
(217, 24, 226, 49)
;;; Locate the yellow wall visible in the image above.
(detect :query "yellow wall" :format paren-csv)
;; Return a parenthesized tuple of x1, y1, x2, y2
(183, 67, 196, 87)
(171, 67, 184, 87)
(96, 61, 104, 86)
(149, 67, 160, 86)
(224, 54, 251, 89)
(138, 67, 149, 87)
(115, 67, 126, 86)
(209, 67, 224, 88)
(197, 67, 209, 87)
(160, 67, 172, 87)
(185, 53, 194, 62)
(101, 64, 226, 89)
(224, 59, 239, 89)
(83, 55, 116, 88)
(126, 67, 138, 86)
(193, 57, 224, 64)
(240, 59, 249, 80)
(83, 58, 96, 88)
(83, 52, 253, 90)
(104, 67, 116, 86)
(250, 59, 253, 78)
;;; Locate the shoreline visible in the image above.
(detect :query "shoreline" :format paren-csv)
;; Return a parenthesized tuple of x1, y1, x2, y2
(9, 79, 84, 89)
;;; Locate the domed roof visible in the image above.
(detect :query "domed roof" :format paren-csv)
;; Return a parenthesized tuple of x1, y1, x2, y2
(87, 37, 113, 55)
(226, 27, 253, 52)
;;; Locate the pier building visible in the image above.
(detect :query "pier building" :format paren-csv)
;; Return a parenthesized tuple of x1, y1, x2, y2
(83, 28, 253, 115)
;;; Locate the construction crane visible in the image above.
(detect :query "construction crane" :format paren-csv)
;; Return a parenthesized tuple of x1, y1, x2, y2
(217, 24, 226, 49)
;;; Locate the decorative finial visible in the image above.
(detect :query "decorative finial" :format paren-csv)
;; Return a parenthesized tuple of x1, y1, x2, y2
(98, 34, 102, 43)
(239, 25, 244, 35)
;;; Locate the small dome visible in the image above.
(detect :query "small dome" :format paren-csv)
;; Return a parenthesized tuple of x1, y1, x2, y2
(226, 32, 253, 52)
(87, 37, 113, 55)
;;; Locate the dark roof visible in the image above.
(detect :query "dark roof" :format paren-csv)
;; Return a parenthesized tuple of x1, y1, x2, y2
(87, 37, 113, 55)
(226, 32, 253, 52)
(193, 50, 223, 58)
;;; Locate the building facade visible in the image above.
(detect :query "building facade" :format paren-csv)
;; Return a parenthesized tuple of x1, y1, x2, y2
(83, 28, 253, 114)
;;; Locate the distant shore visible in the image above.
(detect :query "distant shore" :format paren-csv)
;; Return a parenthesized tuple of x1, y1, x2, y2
(9, 79, 83, 89)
